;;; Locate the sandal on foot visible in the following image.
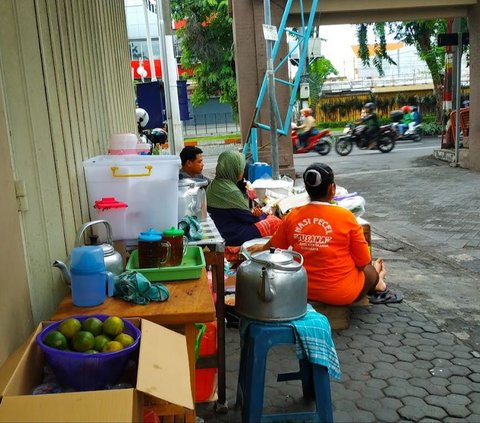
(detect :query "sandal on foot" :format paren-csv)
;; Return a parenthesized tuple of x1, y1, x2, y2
(369, 288, 404, 304)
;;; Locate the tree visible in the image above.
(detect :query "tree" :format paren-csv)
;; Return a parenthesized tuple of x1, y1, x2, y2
(306, 57, 338, 111)
(170, 0, 238, 116)
(356, 20, 447, 122)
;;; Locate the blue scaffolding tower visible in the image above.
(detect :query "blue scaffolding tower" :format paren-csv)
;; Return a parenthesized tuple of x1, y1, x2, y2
(243, 0, 320, 164)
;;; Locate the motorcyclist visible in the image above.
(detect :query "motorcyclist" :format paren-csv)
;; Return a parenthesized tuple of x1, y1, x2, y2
(295, 107, 316, 148)
(408, 106, 422, 132)
(357, 102, 380, 148)
(398, 105, 412, 135)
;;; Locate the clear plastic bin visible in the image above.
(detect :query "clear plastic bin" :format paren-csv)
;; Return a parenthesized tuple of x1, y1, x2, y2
(83, 155, 180, 241)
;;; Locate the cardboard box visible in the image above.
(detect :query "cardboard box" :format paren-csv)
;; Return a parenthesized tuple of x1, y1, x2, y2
(0, 319, 193, 422)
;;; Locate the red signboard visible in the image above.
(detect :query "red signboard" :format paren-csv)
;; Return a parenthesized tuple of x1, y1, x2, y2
(131, 59, 194, 79)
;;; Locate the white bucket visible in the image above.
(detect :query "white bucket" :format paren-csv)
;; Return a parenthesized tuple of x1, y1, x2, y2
(108, 133, 138, 155)
(83, 155, 180, 241)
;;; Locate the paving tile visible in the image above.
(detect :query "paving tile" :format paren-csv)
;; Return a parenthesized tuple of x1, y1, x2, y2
(399, 396, 448, 420)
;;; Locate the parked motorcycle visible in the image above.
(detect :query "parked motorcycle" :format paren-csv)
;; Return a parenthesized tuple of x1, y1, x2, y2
(291, 126, 332, 155)
(335, 123, 396, 156)
(391, 122, 423, 142)
(136, 108, 168, 154)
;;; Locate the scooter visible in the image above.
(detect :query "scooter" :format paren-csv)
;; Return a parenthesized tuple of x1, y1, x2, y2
(391, 122, 423, 142)
(136, 108, 168, 154)
(291, 126, 333, 155)
(335, 123, 396, 156)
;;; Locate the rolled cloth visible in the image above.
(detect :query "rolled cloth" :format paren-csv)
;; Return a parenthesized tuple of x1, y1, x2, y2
(206, 150, 249, 210)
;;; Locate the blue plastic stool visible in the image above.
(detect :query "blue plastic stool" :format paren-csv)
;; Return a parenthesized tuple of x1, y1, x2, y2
(236, 322, 334, 423)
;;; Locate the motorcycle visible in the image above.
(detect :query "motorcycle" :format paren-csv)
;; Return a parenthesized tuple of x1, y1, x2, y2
(335, 123, 396, 156)
(391, 122, 423, 142)
(136, 108, 168, 154)
(291, 126, 332, 155)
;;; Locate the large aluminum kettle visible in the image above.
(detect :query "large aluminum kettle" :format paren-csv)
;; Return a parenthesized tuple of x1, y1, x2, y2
(235, 248, 307, 322)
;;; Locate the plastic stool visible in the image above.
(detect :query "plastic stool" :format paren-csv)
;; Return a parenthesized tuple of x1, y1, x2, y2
(236, 322, 333, 423)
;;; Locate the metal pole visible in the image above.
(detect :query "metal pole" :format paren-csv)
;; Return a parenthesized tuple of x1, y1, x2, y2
(142, 0, 157, 81)
(264, 0, 279, 179)
(156, 0, 175, 153)
(454, 32, 462, 165)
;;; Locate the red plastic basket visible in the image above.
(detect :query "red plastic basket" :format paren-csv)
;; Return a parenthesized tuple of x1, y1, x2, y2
(36, 314, 141, 391)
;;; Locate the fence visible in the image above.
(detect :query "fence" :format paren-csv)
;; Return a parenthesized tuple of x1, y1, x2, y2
(182, 112, 239, 137)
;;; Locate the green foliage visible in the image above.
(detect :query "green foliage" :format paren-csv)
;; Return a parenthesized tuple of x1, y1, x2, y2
(354, 19, 457, 122)
(171, 0, 237, 115)
(307, 57, 337, 110)
(421, 121, 443, 136)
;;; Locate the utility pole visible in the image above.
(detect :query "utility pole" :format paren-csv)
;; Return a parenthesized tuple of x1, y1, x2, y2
(156, 0, 184, 154)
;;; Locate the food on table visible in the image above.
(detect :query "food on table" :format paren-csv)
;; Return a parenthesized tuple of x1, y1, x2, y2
(58, 318, 81, 339)
(103, 341, 124, 352)
(114, 333, 134, 348)
(72, 331, 95, 352)
(42, 315, 133, 354)
(81, 317, 103, 336)
(103, 316, 125, 337)
(43, 330, 68, 350)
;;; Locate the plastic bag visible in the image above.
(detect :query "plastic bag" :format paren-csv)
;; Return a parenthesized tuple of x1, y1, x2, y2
(335, 195, 366, 217)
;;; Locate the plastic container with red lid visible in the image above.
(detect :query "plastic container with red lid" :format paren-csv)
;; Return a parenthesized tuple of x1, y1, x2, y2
(93, 197, 128, 241)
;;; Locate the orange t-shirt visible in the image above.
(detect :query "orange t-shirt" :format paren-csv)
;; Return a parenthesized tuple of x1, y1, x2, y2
(270, 202, 371, 305)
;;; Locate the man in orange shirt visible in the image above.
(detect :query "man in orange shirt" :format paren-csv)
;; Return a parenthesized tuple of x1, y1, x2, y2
(248, 163, 402, 305)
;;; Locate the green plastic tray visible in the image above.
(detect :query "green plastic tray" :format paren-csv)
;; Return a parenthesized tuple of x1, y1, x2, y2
(126, 246, 206, 282)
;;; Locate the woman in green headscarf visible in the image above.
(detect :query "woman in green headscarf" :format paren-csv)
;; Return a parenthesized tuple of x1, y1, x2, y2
(206, 150, 281, 246)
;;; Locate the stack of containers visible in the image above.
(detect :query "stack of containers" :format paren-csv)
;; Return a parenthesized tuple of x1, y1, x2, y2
(83, 155, 180, 244)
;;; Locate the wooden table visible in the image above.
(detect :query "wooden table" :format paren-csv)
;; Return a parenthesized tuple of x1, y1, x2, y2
(51, 268, 216, 422)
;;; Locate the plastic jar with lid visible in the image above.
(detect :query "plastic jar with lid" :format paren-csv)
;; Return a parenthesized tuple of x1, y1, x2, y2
(162, 227, 188, 267)
(137, 228, 170, 268)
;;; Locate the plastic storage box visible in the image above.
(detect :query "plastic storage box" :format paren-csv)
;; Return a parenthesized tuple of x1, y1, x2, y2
(83, 155, 180, 241)
(248, 162, 272, 183)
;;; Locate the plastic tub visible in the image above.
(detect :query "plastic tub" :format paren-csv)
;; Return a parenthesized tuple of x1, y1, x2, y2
(92, 197, 128, 241)
(108, 133, 137, 155)
(36, 314, 141, 391)
(83, 155, 180, 241)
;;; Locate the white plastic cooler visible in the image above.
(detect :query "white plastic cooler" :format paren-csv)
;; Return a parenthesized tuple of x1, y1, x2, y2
(83, 155, 180, 241)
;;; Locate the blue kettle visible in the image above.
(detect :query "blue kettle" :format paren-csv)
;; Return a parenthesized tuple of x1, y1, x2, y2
(68, 246, 114, 307)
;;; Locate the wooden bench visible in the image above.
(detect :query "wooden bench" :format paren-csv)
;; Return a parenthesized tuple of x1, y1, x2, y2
(310, 296, 370, 331)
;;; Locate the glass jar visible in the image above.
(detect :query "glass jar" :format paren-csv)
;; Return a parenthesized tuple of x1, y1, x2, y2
(162, 227, 188, 267)
(137, 228, 171, 268)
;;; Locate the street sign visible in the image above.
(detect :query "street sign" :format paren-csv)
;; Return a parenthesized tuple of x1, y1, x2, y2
(263, 24, 278, 41)
(438, 32, 469, 46)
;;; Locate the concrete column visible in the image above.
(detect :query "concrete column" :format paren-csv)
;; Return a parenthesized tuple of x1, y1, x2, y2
(232, 0, 295, 177)
(468, 3, 480, 171)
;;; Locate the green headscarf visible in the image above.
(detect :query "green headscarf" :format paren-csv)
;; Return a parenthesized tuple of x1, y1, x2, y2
(206, 150, 249, 210)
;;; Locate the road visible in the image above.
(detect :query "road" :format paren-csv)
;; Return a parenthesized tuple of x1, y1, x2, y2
(293, 136, 440, 176)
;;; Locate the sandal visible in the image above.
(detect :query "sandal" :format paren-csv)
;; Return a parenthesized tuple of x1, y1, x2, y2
(369, 288, 404, 304)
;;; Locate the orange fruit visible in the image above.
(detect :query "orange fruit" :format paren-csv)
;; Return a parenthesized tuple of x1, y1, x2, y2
(58, 318, 81, 339)
(103, 316, 124, 338)
(43, 330, 68, 350)
(94, 334, 111, 352)
(114, 333, 134, 348)
(103, 341, 124, 352)
(72, 331, 95, 352)
(81, 317, 103, 336)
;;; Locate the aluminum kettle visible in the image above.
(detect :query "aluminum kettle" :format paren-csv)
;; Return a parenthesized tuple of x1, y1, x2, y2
(74, 220, 124, 276)
(235, 248, 307, 322)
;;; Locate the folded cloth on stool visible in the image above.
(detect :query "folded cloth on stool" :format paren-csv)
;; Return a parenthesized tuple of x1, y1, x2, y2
(240, 304, 341, 380)
(114, 271, 169, 305)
